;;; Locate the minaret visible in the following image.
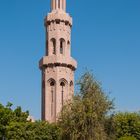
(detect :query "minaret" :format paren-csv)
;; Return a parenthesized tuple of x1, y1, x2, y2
(39, 0, 77, 122)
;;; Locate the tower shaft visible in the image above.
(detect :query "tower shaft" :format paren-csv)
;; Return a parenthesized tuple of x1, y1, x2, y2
(39, 0, 77, 122)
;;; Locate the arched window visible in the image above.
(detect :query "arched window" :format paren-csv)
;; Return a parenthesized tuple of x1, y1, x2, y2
(60, 38, 65, 55)
(67, 40, 70, 46)
(50, 38, 56, 55)
(50, 81, 55, 103)
(60, 82, 65, 106)
(70, 81, 73, 87)
(70, 81, 74, 95)
(59, 78, 68, 107)
(48, 78, 56, 117)
(67, 40, 70, 56)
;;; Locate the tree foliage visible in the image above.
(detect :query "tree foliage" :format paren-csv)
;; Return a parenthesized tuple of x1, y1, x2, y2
(118, 136, 137, 140)
(114, 112, 140, 140)
(6, 121, 61, 140)
(0, 103, 61, 140)
(58, 71, 114, 140)
(0, 102, 28, 139)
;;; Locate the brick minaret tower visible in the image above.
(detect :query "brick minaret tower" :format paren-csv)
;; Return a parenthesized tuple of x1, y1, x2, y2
(39, 0, 77, 122)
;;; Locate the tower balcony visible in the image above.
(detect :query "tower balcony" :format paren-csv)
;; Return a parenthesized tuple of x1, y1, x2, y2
(45, 12, 72, 27)
(39, 55, 77, 71)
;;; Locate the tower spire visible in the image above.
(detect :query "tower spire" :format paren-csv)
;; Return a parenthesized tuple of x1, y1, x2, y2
(51, 0, 66, 11)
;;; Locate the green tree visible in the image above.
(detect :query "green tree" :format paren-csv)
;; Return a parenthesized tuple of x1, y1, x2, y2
(104, 114, 116, 140)
(114, 112, 140, 140)
(58, 71, 114, 140)
(0, 103, 28, 139)
(6, 121, 61, 140)
(118, 136, 137, 140)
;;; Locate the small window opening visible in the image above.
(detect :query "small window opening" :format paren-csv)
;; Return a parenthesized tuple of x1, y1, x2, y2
(52, 41, 56, 54)
(50, 81, 55, 86)
(50, 81, 55, 103)
(60, 44, 63, 54)
(51, 38, 56, 55)
(68, 41, 70, 45)
(50, 81, 55, 116)
(70, 81, 73, 87)
(60, 82, 65, 106)
(60, 39, 65, 54)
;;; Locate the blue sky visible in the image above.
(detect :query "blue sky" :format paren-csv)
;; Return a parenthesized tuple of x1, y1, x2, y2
(0, 0, 140, 119)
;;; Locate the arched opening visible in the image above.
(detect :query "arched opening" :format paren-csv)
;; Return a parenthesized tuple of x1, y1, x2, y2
(59, 78, 68, 107)
(48, 78, 56, 117)
(67, 40, 70, 45)
(70, 81, 74, 95)
(67, 40, 70, 56)
(50, 38, 56, 55)
(60, 82, 65, 106)
(50, 81, 55, 103)
(60, 38, 65, 55)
